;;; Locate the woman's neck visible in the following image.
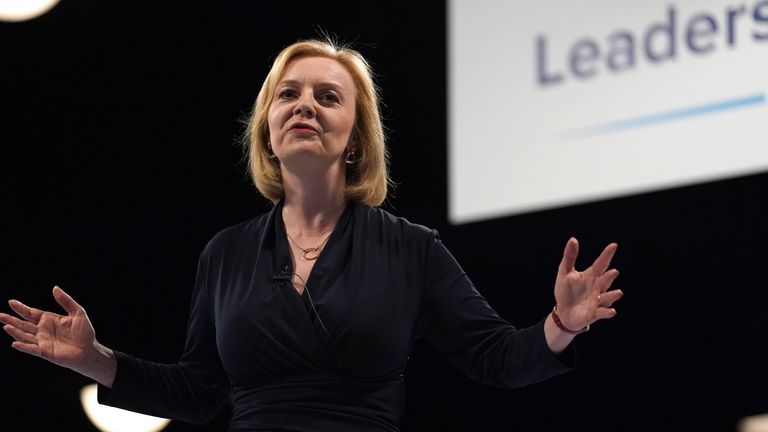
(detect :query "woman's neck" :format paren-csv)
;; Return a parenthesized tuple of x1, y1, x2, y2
(281, 165, 347, 237)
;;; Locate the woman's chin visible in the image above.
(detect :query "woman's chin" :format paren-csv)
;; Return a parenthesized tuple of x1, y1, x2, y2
(278, 149, 343, 170)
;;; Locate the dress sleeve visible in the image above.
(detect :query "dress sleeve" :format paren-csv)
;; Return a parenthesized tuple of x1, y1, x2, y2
(420, 230, 575, 389)
(97, 246, 230, 424)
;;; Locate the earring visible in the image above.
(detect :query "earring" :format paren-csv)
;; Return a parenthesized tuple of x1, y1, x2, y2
(267, 141, 278, 159)
(344, 149, 356, 165)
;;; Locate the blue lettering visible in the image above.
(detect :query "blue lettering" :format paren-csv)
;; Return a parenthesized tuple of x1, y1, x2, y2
(570, 39, 600, 79)
(607, 31, 635, 72)
(754, 0, 768, 40)
(536, 35, 564, 86)
(533, 2, 768, 87)
(645, 6, 677, 63)
(726, 5, 746, 46)
(687, 14, 718, 54)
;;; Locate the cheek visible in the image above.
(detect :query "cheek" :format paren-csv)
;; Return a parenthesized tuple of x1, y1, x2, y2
(336, 109, 356, 136)
(267, 107, 283, 137)
(267, 107, 277, 127)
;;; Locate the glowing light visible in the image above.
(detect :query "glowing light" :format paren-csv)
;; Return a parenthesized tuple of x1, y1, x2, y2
(79, 384, 171, 432)
(739, 413, 768, 432)
(0, 0, 61, 22)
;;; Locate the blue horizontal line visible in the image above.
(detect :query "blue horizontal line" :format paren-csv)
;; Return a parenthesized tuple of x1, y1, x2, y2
(566, 93, 765, 138)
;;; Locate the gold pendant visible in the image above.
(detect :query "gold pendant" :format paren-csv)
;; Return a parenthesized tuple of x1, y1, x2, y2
(302, 247, 321, 260)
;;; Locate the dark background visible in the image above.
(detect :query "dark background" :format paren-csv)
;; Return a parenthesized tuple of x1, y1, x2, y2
(3, 1, 767, 431)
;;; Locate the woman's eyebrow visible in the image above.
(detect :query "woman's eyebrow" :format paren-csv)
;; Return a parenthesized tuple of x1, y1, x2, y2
(277, 79, 346, 91)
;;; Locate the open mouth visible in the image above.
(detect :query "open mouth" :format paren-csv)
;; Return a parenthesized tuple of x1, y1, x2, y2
(289, 122, 318, 133)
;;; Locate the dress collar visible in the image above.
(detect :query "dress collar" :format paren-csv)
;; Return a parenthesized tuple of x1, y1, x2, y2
(270, 197, 356, 282)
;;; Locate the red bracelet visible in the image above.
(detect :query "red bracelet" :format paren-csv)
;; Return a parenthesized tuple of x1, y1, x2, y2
(551, 305, 589, 335)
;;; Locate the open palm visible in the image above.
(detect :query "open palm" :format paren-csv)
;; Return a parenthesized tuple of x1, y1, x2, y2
(1, 286, 97, 374)
(553, 237, 623, 331)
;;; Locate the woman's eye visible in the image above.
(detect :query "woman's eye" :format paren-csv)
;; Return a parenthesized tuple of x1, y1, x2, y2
(321, 92, 339, 103)
(278, 89, 297, 99)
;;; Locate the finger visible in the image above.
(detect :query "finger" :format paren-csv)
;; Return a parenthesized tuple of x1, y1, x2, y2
(3, 324, 37, 345)
(52, 286, 83, 316)
(0, 312, 16, 326)
(594, 308, 618, 321)
(598, 289, 623, 308)
(596, 269, 620, 293)
(591, 242, 618, 275)
(8, 299, 45, 325)
(10, 341, 43, 358)
(559, 237, 579, 274)
(0, 312, 38, 335)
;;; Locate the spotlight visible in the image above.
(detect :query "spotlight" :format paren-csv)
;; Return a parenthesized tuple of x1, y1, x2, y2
(739, 413, 768, 432)
(0, 0, 61, 22)
(79, 384, 171, 432)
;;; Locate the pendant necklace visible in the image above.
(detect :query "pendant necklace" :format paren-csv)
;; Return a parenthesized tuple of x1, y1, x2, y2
(286, 231, 332, 260)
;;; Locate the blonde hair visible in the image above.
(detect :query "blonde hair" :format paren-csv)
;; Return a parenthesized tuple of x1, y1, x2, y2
(243, 38, 390, 206)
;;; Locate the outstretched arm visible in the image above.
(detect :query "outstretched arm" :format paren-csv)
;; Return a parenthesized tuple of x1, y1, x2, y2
(545, 237, 623, 353)
(0, 285, 117, 387)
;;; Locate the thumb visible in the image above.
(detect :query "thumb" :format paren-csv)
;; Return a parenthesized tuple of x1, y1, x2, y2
(52, 285, 84, 316)
(558, 237, 579, 274)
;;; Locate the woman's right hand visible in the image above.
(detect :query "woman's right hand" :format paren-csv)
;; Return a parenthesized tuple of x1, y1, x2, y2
(0, 285, 116, 387)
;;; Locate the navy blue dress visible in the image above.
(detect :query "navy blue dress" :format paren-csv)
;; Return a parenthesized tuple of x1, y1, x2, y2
(98, 199, 574, 431)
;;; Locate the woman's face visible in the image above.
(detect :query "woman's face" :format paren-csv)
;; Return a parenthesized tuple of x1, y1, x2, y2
(267, 56, 357, 171)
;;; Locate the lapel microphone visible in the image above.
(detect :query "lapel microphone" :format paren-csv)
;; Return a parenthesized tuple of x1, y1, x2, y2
(273, 269, 292, 281)
(274, 264, 292, 281)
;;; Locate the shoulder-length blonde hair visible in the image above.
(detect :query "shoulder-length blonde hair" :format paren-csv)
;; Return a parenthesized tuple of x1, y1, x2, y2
(243, 38, 391, 206)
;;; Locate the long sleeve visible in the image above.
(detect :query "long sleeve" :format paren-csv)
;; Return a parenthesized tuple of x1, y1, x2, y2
(97, 246, 231, 424)
(420, 230, 575, 389)
(97, 203, 575, 431)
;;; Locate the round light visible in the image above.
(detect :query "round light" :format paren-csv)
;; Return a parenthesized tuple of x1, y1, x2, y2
(0, 0, 61, 22)
(79, 384, 172, 432)
(739, 413, 768, 432)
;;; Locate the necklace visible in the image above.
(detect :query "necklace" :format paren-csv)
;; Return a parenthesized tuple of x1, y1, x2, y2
(286, 232, 332, 260)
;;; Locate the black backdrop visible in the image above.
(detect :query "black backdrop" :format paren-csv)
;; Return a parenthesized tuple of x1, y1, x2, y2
(3, 1, 768, 431)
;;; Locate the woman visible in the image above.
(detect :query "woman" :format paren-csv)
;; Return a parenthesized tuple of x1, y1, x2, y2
(0, 38, 622, 431)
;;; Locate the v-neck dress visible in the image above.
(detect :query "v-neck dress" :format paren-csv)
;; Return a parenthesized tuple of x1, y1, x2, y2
(98, 200, 575, 431)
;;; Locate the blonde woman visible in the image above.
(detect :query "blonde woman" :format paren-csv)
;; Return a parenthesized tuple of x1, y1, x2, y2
(1, 38, 622, 431)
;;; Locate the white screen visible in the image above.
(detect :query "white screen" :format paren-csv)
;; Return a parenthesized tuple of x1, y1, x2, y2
(448, 0, 768, 224)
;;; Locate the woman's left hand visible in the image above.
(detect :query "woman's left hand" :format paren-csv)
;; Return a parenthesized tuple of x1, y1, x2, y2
(553, 237, 623, 332)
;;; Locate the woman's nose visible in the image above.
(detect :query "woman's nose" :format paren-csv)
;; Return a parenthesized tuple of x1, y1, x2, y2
(293, 93, 316, 118)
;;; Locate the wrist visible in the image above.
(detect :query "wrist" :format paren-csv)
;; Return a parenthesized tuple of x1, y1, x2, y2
(551, 305, 589, 335)
(84, 341, 117, 388)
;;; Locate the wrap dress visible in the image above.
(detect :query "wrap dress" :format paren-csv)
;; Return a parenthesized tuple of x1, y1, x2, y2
(98, 199, 574, 431)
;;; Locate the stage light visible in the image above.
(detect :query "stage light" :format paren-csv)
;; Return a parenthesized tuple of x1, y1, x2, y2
(80, 384, 171, 432)
(739, 413, 768, 432)
(0, 0, 60, 22)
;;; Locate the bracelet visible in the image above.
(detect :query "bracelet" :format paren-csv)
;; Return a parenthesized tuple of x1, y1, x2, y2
(551, 305, 589, 335)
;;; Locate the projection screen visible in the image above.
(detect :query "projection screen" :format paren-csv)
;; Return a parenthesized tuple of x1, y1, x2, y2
(448, 0, 768, 224)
